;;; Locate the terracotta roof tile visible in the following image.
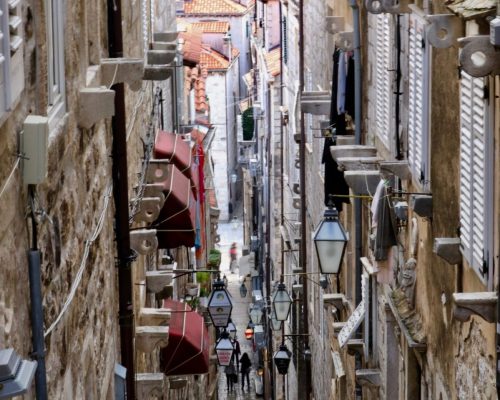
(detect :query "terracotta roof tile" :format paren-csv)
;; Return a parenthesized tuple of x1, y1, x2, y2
(183, 0, 247, 15)
(264, 47, 281, 77)
(190, 21, 230, 33)
(180, 31, 203, 64)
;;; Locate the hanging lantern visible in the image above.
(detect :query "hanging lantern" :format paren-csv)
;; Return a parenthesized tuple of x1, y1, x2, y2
(272, 282, 292, 321)
(270, 309, 282, 331)
(215, 331, 234, 366)
(313, 201, 348, 274)
(207, 279, 233, 328)
(227, 319, 237, 339)
(273, 344, 292, 375)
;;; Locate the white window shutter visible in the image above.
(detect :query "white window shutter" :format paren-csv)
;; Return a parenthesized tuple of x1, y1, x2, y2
(374, 14, 392, 148)
(407, 14, 430, 188)
(459, 71, 492, 284)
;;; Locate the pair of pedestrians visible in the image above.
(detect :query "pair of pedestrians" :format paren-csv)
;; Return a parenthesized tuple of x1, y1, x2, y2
(225, 351, 252, 392)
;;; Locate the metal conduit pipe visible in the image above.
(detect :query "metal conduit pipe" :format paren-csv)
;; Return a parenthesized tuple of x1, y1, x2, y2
(349, 1, 363, 398)
(107, 1, 136, 398)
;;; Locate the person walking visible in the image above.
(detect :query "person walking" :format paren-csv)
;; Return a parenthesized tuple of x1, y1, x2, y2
(232, 336, 241, 371)
(240, 352, 252, 391)
(229, 242, 238, 273)
(225, 360, 236, 392)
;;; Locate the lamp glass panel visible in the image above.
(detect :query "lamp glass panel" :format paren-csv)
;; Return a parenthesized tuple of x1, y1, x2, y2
(273, 289, 292, 321)
(208, 288, 233, 327)
(216, 337, 234, 366)
(314, 240, 345, 274)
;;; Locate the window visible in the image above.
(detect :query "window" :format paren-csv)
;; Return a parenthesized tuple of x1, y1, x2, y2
(0, 0, 24, 117)
(459, 71, 493, 285)
(46, 0, 65, 122)
(374, 14, 393, 148)
(407, 14, 430, 188)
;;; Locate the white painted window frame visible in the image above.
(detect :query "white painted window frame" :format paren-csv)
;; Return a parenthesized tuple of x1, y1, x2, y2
(46, 0, 66, 129)
(407, 13, 431, 190)
(0, 0, 24, 120)
(459, 71, 493, 287)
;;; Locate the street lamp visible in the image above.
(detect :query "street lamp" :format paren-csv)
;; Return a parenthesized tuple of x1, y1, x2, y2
(215, 331, 234, 366)
(249, 306, 263, 325)
(207, 279, 233, 328)
(273, 344, 292, 375)
(313, 200, 348, 274)
(227, 320, 237, 339)
(240, 281, 248, 298)
(272, 282, 292, 321)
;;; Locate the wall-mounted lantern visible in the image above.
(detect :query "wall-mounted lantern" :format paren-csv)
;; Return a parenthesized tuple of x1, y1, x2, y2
(272, 282, 292, 321)
(215, 331, 234, 366)
(207, 279, 233, 328)
(273, 344, 292, 375)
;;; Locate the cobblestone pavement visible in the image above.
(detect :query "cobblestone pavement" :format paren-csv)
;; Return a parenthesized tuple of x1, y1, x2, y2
(216, 218, 259, 400)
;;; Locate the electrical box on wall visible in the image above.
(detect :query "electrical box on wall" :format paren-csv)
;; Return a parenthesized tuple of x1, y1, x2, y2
(21, 115, 49, 184)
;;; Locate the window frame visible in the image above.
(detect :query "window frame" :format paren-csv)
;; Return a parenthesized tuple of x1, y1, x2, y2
(459, 71, 494, 287)
(46, 0, 66, 128)
(407, 13, 431, 190)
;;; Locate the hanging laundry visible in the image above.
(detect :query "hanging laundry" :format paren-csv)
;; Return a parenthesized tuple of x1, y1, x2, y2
(329, 50, 347, 135)
(371, 180, 398, 261)
(337, 50, 347, 114)
(345, 51, 355, 119)
(322, 137, 350, 212)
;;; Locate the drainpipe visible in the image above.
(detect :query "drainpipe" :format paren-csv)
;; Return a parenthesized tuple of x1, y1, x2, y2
(349, 1, 363, 399)
(27, 187, 48, 400)
(298, 0, 311, 398)
(107, 1, 136, 399)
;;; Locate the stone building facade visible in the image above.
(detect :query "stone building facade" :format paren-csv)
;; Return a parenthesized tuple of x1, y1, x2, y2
(248, 0, 500, 399)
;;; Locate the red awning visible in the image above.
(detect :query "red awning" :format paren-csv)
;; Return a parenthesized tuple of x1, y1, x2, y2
(160, 299, 209, 376)
(154, 131, 193, 180)
(153, 165, 196, 248)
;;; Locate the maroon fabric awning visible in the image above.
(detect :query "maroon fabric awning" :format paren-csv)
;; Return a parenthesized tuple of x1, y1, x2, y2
(160, 299, 209, 376)
(153, 165, 196, 248)
(154, 131, 192, 179)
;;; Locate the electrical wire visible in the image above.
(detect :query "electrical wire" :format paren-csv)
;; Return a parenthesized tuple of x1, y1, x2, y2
(0, 157, 21, 200)
(44, 184, 113, 338)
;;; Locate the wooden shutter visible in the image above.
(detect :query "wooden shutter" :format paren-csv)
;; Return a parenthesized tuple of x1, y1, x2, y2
(0, 2, 9, 113)
(407, 14, 429, 187)
(459, 71, 491, 283)
(374, 14, 392, 147)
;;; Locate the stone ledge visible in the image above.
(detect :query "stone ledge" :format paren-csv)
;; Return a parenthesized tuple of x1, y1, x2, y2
(433, 238, 462, 265)
(355, 369, 381, 388)
(452, 292, 497, 323)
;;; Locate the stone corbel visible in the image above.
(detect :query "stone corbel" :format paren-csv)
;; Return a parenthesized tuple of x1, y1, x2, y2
(433, 238, 462, 265)
(143, 65, 173, 81)
(425, 14, 462, 48)
(300, 91, 331, 115)
(146, 160, 170, 183)
(379, 161, 411, 181)
(335, 156, 382, 172)
(100, 58, 144, 91)
(139, 308, 171, 326)
(410, 195, 432, 219)
(147, 49, 176, 65)
(355, 369, 382, 388)
(325, 16, 345, 34)
(458, 36, 500, 77)
(146, 270, 174, 293)
(346, 338, 364, 357)
(77, 88, 115, 129)
(136, 373, 166, 400)
(154, 31, 180, 43)
(323, 293, 348, 310)
(130, 229, 158, 255)
(332, 322, 346, 338)
(343, 171, 380, 195)
(452, 292, 497, 323)
(142, 184, 166, 206)
(135, 326, 169, 353)
(330, 145, 377, 161)
(132, 197, 162, 223)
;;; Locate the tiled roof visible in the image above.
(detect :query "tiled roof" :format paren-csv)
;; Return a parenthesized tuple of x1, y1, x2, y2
(190, 21, 230, 33)
(183, 0, 247, 15)
(180, 31, 204, 64)
(264, 47, 281, 77)
(447, 0, 496, 18)
(200, 45, 239, 71)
